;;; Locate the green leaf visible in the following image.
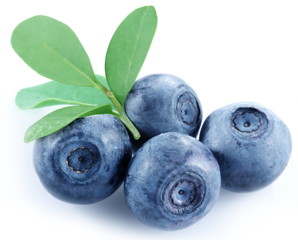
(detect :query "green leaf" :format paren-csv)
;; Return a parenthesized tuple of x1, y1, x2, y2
(24, 105, 112, 143)
(16, 77, 112, 109)
(105, 6, 157, 105)
(11, 15, 97, 87)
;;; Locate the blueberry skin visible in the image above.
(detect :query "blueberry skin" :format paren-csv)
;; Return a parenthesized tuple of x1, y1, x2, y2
(33, 115, 132, 204)
(199, 102, 292, 192)
(124, 132, 221, 230)
(125, 74, 202, 147)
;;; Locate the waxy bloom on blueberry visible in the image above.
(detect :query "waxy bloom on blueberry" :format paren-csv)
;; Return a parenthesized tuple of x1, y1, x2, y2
(125, 74, 202, 148)
(34, 115, 132, 204)
(199, 102, 292, 192)
(124, 132, 221, 230)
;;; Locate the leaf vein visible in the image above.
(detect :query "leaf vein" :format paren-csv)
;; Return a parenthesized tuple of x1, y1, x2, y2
(122, 7, 149, 99)
(42, 42, 96, 86)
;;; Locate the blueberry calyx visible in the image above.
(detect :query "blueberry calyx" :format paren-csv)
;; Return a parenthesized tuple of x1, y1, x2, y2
(178, 189, 185, 195)
(161, 171, 206, 215)
(66, 147, 95, 174)
(231, 107, 269, 137)
(58, 141, 101, 181)
(177, 92, 200, 126)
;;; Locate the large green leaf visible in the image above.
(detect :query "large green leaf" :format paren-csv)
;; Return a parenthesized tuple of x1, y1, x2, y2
(11, 15, 97, 86)
(105, 6, 157, 105)
(24, 105, 113, 143)
(16, 76, 112, 109)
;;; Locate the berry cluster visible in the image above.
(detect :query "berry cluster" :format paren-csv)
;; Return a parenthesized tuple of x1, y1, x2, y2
(12, 6, 292, 231)
(34, 73, 291, 230)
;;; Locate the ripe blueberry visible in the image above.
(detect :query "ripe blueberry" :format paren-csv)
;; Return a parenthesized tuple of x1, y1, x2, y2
(199, 102, 292, 192)
(33, 115, 132, 204)
(125, 74, 202, 148)
(124, 132, 221, 230)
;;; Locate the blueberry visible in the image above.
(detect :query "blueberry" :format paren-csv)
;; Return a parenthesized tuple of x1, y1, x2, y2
(199, 102, 292, 192)
(33, 114, 132, 204)
(124, 132, 221, 230)
(125, 74, 202, 148)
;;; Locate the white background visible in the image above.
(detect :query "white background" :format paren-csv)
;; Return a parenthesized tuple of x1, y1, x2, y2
(1, 0, 297, 239)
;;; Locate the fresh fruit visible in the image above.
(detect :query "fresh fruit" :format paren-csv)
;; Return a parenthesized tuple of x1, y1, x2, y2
(199, 102, 292, 192)
(33, 114, 132, 204)
(124, 132, 221, 230)
(11, 5, 293, 232)
(125, 74, 203, 147)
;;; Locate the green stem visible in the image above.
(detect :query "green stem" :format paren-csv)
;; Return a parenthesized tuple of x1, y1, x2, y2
(93, 83, 140, 140)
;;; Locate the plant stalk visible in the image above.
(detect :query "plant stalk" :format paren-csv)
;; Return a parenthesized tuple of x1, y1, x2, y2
(94, 83, 140, 140)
